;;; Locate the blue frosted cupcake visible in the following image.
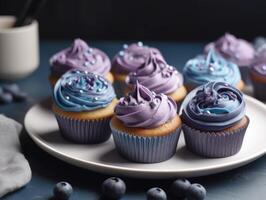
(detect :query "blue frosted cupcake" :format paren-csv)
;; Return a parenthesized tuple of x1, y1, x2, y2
(52, 69, 117, 144)
(110, 82, 182, 163)
(181, 82, 249, 158)
(183, 48, 244, 92)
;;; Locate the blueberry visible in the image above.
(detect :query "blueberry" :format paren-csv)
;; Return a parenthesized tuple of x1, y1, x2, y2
(0, 92, 13, 104)
(53, 182, 73, 200)
(2, 84, 20, 93)
(2, 84, 27, 101)
(102, 177, 126, 199)
(186, 183, 206, 200)
(146, 187, 167, 200)
(170, 178, 191, 199)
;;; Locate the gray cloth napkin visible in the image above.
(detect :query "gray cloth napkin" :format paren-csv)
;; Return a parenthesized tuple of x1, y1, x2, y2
(0, 115, 31, 198)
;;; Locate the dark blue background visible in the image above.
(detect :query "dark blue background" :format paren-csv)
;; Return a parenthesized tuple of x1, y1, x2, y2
(0, 0, 265, 41)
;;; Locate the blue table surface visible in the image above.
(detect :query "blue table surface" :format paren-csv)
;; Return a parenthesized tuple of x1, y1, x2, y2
(1, 40, 265, 200)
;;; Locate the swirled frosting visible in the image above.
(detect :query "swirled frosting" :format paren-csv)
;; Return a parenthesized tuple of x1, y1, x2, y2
(127, 51, 183, 94)
(112, 42, 164, 74)
(115, 82, 177, 128)
(253, 37, 266, 50)
(50, 38, 111, 77)
(204, 33, 255, 66)
(251, 44, 266, 76)
(181, 82, 245, 131)
(53, 70, 116, 112)
(183, 48, 241, 87)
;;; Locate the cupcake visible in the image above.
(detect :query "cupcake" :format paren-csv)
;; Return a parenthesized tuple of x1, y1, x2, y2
(183, 48, 244, 91)
(253, 36, 266, 50)
(181, 82, 249, 158)
(250, 55, 266, 101)
(111, 42, 164, 95)
(110, 82, 182, 163)
(204, 33, 255, 84)
(52, 69, 117, 144)
(49, 38, 113, 86)
(126, 51, 187, 107)
(252, 43, 266, 65)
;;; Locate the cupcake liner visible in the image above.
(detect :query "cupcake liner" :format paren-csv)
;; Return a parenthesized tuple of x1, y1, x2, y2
(251, 79, 266, 102)
(183, 118, 249, 158)
(55, 114, 112, 144)
(111, 125, 181, 163)
(240, 66, 251, 85)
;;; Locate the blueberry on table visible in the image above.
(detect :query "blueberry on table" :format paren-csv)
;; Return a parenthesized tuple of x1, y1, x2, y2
(186, 183, 206, 200)
(53, 182, 73, 200)
(2, 84, 27, 101)
(101, 177, 126, 199)
(0, 92, 13, 104)
(2, 84, 20, 93)
(146, 187, 167, 200)
(170, 178, 191, 199)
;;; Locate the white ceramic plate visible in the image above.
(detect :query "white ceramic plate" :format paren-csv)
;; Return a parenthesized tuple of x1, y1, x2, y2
(24, 95, 266, 179)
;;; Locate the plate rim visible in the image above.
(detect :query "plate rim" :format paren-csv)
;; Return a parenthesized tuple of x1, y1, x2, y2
(24, 95, 266, 178)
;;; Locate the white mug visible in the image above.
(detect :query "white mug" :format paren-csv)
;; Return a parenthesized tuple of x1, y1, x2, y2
(0, 16, 39, 80)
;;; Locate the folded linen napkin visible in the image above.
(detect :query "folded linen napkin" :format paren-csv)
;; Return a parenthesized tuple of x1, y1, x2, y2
(0, 115, 31, 198)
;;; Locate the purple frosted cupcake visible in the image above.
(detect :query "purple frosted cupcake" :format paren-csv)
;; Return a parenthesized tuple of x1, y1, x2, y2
(205, 33, 255, 84)
(49, 38, 113, 86)
(126, 51, 187, 107)
(52, 69, 117, 144)
(250, 47, 266, 101)
(181, 82, 249, 158)
(110, 82, 182, 163)
(111, 42, 164, 95)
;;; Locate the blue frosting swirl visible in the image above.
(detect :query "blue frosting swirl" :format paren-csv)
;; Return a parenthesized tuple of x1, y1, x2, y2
(183, 49, 241, 88)
(181, 82, 245, 131)
(53, 70, 116, 112)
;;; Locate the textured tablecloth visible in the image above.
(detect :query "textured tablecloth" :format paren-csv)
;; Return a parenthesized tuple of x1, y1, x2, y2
(0, 115, 31, 198)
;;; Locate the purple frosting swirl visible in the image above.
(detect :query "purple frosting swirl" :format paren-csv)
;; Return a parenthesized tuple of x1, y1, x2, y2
(115, 82, 177, 128)
(181, 82, 245, 131)
(112, 42, 164, 74)
(127, 51, 183, 94)
(251, 45, 266, 76)
(50, 38, 111, 76)
(204, 33, 255, 66)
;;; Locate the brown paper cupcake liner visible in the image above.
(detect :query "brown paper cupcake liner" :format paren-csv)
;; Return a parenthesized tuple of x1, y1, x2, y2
(55, 114, 112, 144)
(183, 118, 249, 158)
